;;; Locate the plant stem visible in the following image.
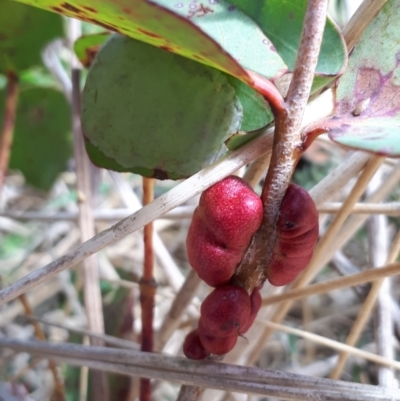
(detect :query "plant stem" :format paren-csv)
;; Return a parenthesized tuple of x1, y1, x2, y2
(232, 0, 329, 292)
(0, 71, 19, 198)
(140, 177, 156, 401)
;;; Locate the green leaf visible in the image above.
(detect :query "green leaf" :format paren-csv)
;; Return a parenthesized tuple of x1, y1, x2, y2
(82, 34, 243, 180)
(74, 32, 110, 68)
(11, 0, 286, 85)
(227, 76, 273, 132)
(224, 127, 266, 151)
(0, 0, 63, 73)
(154, 0, 287, 79)
(0, 88, 72, 190)
(228, 0, 347, 78)
(75, 33, 272, 134)
(319, 0, 400, 156)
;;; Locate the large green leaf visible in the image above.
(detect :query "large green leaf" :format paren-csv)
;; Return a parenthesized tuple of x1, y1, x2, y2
(317, 0, 400, 156)
(0, 88, 72, 190)
(228, 0, 347, 80)
(82, 35, 243, 180)
(0, 0, 63, 73)
(75, 32, 273, 135)
(12, 0, 286, 85)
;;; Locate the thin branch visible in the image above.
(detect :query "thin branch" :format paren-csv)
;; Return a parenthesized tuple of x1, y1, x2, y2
(0, 71, 19, 198)
(367, 171, 394, 387)
(232, 0, 330, 292)
(260, 321, 400, 371)
(261, 263, 400, 306)
(343, 0, 388, 51)
(140, 177, 156, 401)
(0, 206, 195, 222)
(319, 202, 400, 215)
(24, 315, 140, 350)
(0, 340, 397, 401)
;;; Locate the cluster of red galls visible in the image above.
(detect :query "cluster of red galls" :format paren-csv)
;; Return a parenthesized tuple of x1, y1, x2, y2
(183, 176, 319, 359)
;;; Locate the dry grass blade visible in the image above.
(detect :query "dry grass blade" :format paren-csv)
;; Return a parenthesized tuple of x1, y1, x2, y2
(262, 263, 400, 306)
(260, 321, 400, 371)
(0, 340, 397, 401)
(319, 202, 400, 215)
(0, 206, 195, 222)
(343, 0, 388, 50)
(25, 315, 140, 350)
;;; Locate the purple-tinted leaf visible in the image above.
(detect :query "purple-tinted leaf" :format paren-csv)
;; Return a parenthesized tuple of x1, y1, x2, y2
(315, 0, 400, 156)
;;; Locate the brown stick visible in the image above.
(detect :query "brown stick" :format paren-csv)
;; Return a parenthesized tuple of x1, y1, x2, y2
(232, 0, 329, 293)
(19, 294, 65, 401)
(0, 71, 19, 198)
(140, 177, 156, 401)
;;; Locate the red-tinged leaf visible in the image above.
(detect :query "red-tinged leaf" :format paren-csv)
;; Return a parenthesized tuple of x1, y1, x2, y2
(11, 0, 286, 88)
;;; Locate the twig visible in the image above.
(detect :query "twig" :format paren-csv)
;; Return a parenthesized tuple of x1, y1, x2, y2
(232, 0, 330, 292)
(18, 294, 66, 401)
(24, 315, 140, 350)
(260, 321, 400, 371)
(319, 202, 400, 215)
(309, 152, 371, 206)
(343, 0, 388, 51)
(0, 71, 19, 199)
(261, 263, 400, 306)
(0, 340, 397, 401)
(140, 178, 156, 401)
(330, 251, 369, 298)
(0, 206, 195, 222)
(367, 171, 395, 387)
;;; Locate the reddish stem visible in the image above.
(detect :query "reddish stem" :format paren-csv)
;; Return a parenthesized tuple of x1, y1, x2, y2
(0, 71, 19, 198)
(140, 177, 156, 401)
(232, 0, 329, 293)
